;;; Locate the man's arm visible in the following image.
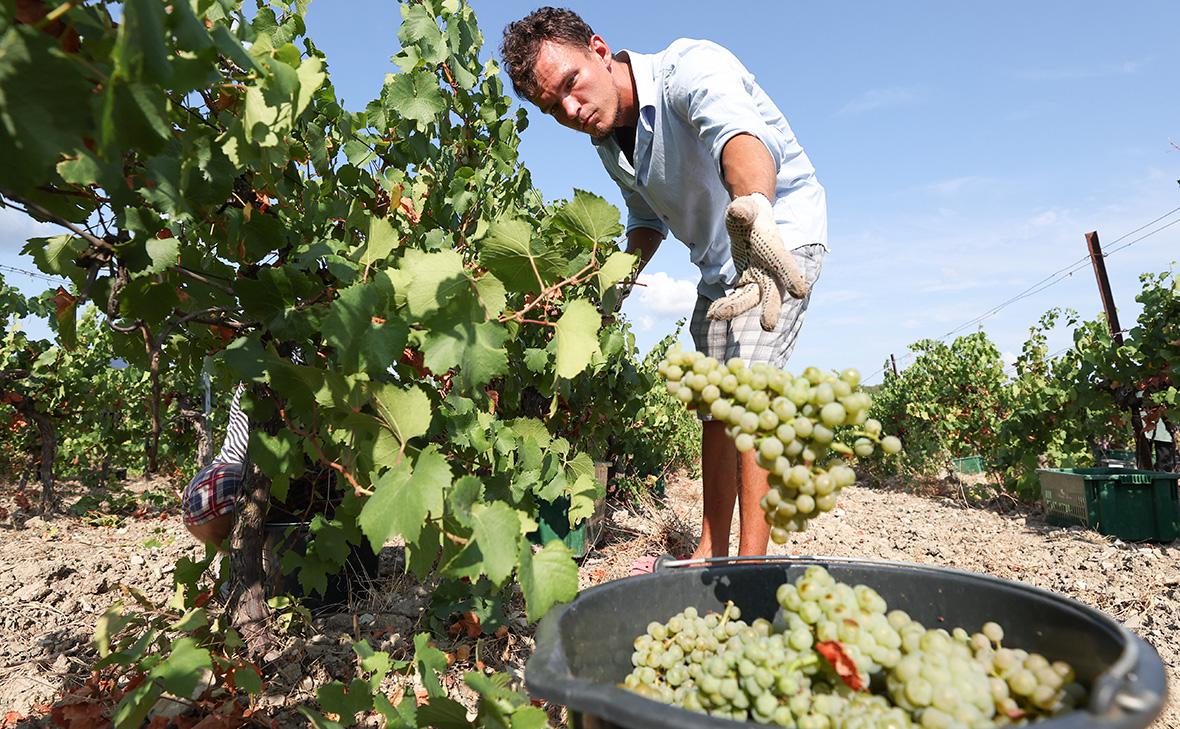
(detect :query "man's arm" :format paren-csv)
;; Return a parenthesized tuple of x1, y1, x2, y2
(720, 133, 776, 200)
(626, 226, 665, 276)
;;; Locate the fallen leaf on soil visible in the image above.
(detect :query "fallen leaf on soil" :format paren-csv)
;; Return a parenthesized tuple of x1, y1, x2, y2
(1, 712, 25, 729)
(448, 611, 481, 639)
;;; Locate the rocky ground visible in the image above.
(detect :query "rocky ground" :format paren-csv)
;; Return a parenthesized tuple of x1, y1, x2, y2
(0, 474, 1176, 727)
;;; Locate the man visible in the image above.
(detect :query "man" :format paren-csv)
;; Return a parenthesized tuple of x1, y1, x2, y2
(501, 8, 827, 562)
(181, 384, 249, 550)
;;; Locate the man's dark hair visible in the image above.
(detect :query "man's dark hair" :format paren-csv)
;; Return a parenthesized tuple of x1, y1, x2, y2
(500, 7, 594, 100)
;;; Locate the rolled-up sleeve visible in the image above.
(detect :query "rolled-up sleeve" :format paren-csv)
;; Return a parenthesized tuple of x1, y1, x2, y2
(666, 42, 788, 179)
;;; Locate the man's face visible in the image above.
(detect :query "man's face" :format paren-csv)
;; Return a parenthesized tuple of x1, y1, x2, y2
(529, 37, 619, 139)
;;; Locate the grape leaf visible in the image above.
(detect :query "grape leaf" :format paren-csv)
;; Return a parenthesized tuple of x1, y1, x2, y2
(478, 218, 564, 294)
(469, 502, 522, 586)
(596, 251, 637, 296)
(371, 382, 432, 448)
(554, 299, 601, 379)
(147, 637, 212, 697)
(384, 70, 446, 127)
(554, 189, 623, 245)
(518, 541, 577, 621)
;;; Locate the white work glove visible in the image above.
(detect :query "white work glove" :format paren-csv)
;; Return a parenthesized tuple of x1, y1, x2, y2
(706, 192, 810, 331)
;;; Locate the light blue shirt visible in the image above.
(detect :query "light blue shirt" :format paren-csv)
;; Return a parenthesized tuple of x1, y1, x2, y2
(593, 39, 828, 301)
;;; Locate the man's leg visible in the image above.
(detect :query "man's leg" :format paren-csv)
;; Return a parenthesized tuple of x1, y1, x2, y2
(736, 450, 771, 555)
(729, 244, 826, 556)
(693, 420, 739, 558)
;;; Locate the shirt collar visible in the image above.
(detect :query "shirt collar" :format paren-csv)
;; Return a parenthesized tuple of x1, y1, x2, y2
(592, 49, 657, 148)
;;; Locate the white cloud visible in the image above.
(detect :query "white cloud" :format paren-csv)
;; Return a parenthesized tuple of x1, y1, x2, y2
(1028, 210, 1060, 227)
(927, 176, 980, 196)
(1015, 59, 1148, 82)
(632, 271, 697, 316)
(837, 86, 922, 116)
(0, 205, 57, 244)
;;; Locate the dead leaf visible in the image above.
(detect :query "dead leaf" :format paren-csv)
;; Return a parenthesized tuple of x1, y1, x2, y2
(816, 641, 865, 692)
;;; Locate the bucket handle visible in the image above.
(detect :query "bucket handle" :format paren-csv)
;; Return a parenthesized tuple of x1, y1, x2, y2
(656, 555, 1164, 718)
(1087, 630, 1162, 717)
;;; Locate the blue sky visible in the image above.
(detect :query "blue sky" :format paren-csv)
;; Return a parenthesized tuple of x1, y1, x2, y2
(3, 1, 1178, 382)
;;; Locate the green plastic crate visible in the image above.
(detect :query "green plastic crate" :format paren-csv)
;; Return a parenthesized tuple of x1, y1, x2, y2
(1097, 448, 1136, 466)
(951, 455, 985, 475)
(532, 462, 609, 559)
(1037, 467, 1180, 541)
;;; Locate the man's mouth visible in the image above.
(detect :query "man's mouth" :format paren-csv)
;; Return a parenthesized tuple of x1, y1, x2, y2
(582, 110, 597, 130)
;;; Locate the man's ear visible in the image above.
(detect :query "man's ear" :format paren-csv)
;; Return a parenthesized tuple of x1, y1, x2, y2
(589, 34, 612, 66)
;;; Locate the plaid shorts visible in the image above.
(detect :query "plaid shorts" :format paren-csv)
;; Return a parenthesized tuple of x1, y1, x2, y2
(690, 244, 825, 369)
(182, 462, 243, 526)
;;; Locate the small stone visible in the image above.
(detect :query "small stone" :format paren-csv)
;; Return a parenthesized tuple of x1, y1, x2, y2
(130, 554, 145, 566)
(14, 583, 49, 602)
(359, 613, 375, 625)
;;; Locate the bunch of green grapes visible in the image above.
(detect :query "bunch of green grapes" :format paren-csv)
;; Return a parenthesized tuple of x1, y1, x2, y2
(656, 349, 901, 542)
(777, 565, 904, 689)
(623, 567, 1086, 728)
(963, 622, 1086, 719)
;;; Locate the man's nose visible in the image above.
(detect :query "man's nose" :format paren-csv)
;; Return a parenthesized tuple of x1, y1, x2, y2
(561, 96, 580, 122)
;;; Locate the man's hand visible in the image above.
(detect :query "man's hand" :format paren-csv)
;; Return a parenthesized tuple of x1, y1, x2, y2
(706, 192, 810, 331)
(599, 278, 635, 316)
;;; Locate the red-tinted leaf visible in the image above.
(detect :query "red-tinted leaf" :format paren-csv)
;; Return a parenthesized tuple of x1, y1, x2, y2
(816, 640, 865, 692)
(53, 287, 77, 318)
(1, 712, 25, 729)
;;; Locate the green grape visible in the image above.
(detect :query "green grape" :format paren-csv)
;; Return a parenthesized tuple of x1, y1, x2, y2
(710, 399, 732, 421)
(811, 424, 834, 445)
(735, 383, 754, 404)
(760, 437, 785, 461)
(820, 402, 846, 426)
(740, 411, 760, 434)
(814, 383, 835, 405)
(776, 423, 797, 443)
(881, 436, 902, 454)
(701, 384, 721, 403)
(735, 433, 756, 452)
(773, 396, 798, 420)
(757, 409, 780, 432)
